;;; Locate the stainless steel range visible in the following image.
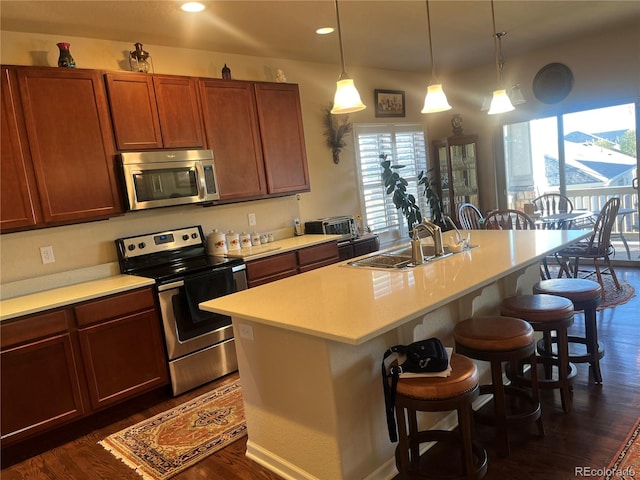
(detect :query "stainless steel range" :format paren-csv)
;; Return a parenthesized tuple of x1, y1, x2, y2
(115, 226, 247, 396)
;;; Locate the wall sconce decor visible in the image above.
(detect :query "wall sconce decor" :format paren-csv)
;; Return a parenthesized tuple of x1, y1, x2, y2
(323, 103, 353, 164)
(129, 43, 152, 73)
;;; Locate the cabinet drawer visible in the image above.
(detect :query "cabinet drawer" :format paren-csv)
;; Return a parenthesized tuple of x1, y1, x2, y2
(297, 241, 339, 267)
(1, 310, 70, 349)
(74, 288, 155, 327)
(247, 252, 298, 287)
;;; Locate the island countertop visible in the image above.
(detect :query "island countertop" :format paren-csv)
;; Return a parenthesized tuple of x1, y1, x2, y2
(200, 229, 590, 345)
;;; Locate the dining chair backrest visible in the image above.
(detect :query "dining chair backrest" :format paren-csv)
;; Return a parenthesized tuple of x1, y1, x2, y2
(588, 197, 620, 254)
(533, 194, 574, 216)
(483, 209, 536, 230)
(458, 203, 484, 229)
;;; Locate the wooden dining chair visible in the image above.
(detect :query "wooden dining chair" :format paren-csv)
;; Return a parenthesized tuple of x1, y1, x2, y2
(483, 209, 536, 230)
(532, 194, 574, 230)
(554, 197, 621, 298)
(458, 203, 484, 229)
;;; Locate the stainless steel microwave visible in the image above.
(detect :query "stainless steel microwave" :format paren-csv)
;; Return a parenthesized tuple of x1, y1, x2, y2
(304, 216, 357, 240)
(119, 149, 220, 211)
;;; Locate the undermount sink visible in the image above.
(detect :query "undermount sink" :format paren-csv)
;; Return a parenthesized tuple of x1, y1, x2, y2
(346, 245, 454, 270)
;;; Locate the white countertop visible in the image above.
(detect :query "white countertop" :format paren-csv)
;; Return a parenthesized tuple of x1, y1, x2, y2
(222, 234, 343, 260)
(200, 229, 591, 345)
(0, 275, 155, 322)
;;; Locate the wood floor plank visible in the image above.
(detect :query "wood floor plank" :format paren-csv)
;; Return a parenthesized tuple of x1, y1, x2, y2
(2, 267, 638, 479)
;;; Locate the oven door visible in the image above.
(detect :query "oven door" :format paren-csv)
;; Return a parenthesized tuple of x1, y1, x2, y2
(157, 268, 236, 361)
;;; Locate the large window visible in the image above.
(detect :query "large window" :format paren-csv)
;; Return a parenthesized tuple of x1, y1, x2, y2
(354, 124, 428, 236)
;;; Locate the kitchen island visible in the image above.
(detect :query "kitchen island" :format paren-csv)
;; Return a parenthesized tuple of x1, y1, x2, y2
(200, 229, 590, 480)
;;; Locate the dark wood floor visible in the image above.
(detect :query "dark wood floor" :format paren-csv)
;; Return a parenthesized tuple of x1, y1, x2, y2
(2, 267, 639, 480)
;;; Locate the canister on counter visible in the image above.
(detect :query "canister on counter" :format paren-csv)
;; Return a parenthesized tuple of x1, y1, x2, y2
(240, 232, 252, 249)
(226, 231, 240, 250)
(207, 229, 227, 255)
(251, 232, 261, 246)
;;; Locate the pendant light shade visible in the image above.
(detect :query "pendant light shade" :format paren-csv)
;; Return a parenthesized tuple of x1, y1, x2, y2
(330, 0, 365, 114)
(488, 89, 515, 114)
(487, 1, 514, 115)
(422, 84, 452, 113)
(421, 0, 451, 114)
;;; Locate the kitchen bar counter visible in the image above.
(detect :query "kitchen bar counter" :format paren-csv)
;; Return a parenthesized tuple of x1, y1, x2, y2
(199, 229, 591, 480)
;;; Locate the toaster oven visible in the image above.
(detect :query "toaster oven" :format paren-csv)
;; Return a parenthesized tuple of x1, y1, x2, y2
(304, 216, 357, 240)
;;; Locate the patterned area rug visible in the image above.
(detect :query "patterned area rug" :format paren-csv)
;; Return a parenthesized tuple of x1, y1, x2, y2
(99, 381, 246, 480)
(545, 267, 635, 310)
(600, 418, 640, 480)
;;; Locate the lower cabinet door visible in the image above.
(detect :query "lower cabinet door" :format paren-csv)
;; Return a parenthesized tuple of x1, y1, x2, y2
(78, 309, 169, 410)
(0, 332, 85, 445)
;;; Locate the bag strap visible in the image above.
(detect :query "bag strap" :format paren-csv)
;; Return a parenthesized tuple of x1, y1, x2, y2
(381, 346, 403, 443)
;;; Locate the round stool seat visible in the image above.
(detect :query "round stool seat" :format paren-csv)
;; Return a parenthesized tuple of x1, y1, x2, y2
(534, 278, 604, 384)
(534, 278, 602, 305)
(393, 353, 487, 479)
(501, 294, 574, 327)
(397, 353, 478, 401)
(500, 294, 577, 413)
(454, 316, 534, 352)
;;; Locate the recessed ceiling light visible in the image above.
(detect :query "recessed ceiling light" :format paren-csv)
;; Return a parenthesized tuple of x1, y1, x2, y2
(181, 2, 205, 13)
(316, 27, 335, 35)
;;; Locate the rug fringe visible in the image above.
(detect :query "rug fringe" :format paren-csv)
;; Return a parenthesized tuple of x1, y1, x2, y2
(98, 440, 156, 480)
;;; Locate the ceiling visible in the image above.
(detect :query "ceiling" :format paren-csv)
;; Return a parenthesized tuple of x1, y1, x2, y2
(2, 1, 639, 74)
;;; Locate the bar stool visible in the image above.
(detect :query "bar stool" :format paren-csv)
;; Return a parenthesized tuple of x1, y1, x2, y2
(533, 278, 603, 383)
(394, 353, 488, 480)
(500, 294, 577, 413)
(454, 316, 544, 457)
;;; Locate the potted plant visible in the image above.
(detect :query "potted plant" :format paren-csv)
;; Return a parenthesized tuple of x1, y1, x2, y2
(418, 167, 447, 229)
(380, 154, 422, 233)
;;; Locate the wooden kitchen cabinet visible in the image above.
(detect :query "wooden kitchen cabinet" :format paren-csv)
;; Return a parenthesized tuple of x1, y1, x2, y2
(199, 79, 267, 201)
(0, 287, 168, 446)
(74, 287, 169, 411)
(432, 134, 479, 223)
(105, 72, 204, 150)
(254, 83, 310, 196)
(297, 241, 339, 273)
(1, 310, 85, 445)
(199, 80, 309, 202)
(0, 68, 42, 231)
(0, 65, 122, 232)
(247, 251, 298, 288)
(338, 234, 380, 261)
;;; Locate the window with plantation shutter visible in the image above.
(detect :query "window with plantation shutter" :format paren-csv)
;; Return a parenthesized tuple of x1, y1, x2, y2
(354, 124, 429, 235)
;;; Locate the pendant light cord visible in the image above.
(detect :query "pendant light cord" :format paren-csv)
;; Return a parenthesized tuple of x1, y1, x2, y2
(334, 0, 347, 77)
(425, 0, 436, 82)
(491, 0, 503, 87)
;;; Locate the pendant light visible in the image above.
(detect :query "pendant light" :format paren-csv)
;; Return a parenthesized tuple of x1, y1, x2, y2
(330, 0, 366, 114)
(421, 0, 451, 113)
(487, 1, 514, 115)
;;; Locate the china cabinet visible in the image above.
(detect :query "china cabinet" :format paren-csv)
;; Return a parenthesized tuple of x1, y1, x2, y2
(432, 135, 479, 223)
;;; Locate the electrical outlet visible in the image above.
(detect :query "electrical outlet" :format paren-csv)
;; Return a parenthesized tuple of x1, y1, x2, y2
(238, 324, 254, 340)
(248, 213, 256, 226)
(40, 245, 55, 264)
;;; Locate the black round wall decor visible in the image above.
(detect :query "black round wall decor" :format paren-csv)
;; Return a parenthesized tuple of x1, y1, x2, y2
(532, 63, 574, 104)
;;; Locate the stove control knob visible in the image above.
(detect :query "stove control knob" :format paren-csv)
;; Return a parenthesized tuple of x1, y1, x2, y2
(182, 234, 189, 241)
(191, 233, 198, 239)
(127, 244, 135, 251)
(138, 242, 146, 249)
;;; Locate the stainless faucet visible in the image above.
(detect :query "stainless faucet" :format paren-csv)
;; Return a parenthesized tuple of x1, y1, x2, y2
(410, 220, 445, 265)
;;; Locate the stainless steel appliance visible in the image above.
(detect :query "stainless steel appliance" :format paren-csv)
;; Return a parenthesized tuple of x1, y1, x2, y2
(116, 226, 246, 396)
(304, 215, 357, 240)
(119, 149, 220, 211)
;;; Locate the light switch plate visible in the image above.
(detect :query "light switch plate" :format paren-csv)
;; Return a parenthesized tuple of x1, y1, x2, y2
(238, 324, 254, 340)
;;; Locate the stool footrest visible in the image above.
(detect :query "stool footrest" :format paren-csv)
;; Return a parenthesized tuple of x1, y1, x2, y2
(537, 337, 605, 363)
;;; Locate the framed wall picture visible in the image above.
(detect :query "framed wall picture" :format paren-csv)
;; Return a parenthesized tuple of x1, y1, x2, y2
(374, 89, 405, 118)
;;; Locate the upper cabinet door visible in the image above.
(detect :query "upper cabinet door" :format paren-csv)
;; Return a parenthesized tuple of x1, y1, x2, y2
(199, 79, 267, 201)
(254, 83, 309, 195)
(105, 72, 204, 150)
(104, 73, 163, 150)
(16, 67, 122, 224)
(1, 67, 42, 232)
(152, 75, 204, 148)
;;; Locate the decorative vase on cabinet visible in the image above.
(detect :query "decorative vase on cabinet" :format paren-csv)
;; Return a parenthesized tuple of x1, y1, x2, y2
(432, 134, 479, 223)
(56, 42, 76, 68)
